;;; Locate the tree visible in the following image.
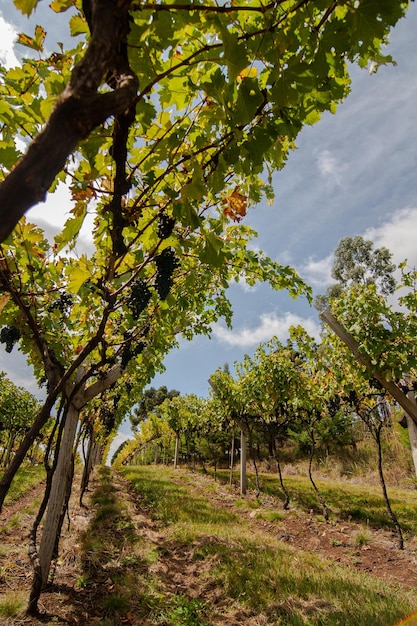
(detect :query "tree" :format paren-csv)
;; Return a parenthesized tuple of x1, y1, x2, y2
(0, 371, 42, 467)
(332, 236, 396, 295)
(131, 386, 180, 431)
(315, 235, 397, 311)
(237, 337, 303, 508)
(209, 367, 249, 495)
(320, 323, 406, 548)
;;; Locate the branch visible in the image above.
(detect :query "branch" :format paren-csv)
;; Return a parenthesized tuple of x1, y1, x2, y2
(77, 363, 123, 408)
(0, 0, 138, 243)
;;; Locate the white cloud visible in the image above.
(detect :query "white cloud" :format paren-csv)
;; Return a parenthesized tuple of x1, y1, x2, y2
(316, 149, 345, 186)
(106, 432, 132, 465)
(213, 311, 321, 348)
(299, 254, 333, 288)
(0, 15, 18, 69)
(364, 206, 417, 269)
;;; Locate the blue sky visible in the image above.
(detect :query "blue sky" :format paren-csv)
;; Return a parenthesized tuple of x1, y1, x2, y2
(1, 3, 417, 449)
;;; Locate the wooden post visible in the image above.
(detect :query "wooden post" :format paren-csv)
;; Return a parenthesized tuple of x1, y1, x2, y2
(240, 426, 247, 496)
(229, 432, 235, 486)
(174, 432, 179, 469)
(320, 309, 417, 426)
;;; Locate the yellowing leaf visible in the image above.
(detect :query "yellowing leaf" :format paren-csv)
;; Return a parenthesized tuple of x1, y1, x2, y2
(17, 25, 46, 51)
(0, 294, 10, 315)
(17, 33, 38, 50)
(49, 0, 74, 12)
(223, 187, 248, 222)
(69, 14, 89, 36)
(66, 263, 91, 293)
(34, 25, 46, 50)
(237, 66, 258, 83)
(13, 0, 39, 16)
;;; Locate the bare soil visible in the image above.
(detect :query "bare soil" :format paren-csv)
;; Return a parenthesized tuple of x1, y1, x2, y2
(1, 468, 417, 625)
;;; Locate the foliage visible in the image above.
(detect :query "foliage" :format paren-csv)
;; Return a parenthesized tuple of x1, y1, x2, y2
(0, 371, 41, 434)
(315, 235, 397, 311)
(332, 235, 396, 295)
(131, 386, 180, 431)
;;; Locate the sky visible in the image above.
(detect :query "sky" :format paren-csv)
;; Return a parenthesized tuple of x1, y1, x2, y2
(1, 2, 417, 452)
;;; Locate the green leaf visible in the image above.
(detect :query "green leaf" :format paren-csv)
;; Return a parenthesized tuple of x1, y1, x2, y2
(199, 233, 224, 268)
(181, 164, 206, 202)
(65, 260, 92, 293)
(54, 210, 86, 252)
(173, 201, 201, 229)
(219, 26, 248, 83)
(234, 77, 264, 126)
(69, 14, 88, 37)
(0, 144, 21, 170)
(13, 0, 39, 16)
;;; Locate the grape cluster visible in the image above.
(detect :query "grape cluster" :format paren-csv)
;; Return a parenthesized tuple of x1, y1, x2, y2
(101, 405, 115, 435)
(121, 340, 146, 370)
(154, 248, 178, 300)
(158, 213, 176, 240)
(48, 292, 74, 315)
(327, 396, 340, 417)
(0, 326, 21, 353)
(128, 280, 152, 319)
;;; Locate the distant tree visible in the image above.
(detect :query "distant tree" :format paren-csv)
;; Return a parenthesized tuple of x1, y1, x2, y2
(131, 386, 180, 431)
(315, 236, 396, 311)
(0, 372, 42, 468)
(111, 439, 129, 466)
(332, 236, 396, 294)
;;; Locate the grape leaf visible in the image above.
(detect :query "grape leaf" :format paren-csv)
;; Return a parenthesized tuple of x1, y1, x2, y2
(13, 0, 39, 16)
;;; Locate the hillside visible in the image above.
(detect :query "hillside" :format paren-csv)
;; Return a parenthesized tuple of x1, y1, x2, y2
(1, 465, 417, 625)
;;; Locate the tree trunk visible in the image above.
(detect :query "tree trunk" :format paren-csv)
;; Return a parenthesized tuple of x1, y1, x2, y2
(229, 433, 235, 486)
(29, 400, 80, 610)
(30, 442, 40, 466)
(3, 430, 16, 468)
(80, 428, 96, 506)
(375, 428, 404, 549)
(307, 430, 329, 521)
(272, 438, 290, 509)
(240, 427, 247, 496)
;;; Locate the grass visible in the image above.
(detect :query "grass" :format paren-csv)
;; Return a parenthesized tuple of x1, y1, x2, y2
(0, 590, 26, 618)
(208, 468, 417, 533)
(3, 463, 415, 624)
(0, 464, 45, 505)
(120, 465, 417, 626)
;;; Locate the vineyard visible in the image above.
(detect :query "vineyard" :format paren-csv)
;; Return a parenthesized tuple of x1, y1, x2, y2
(1, 0, 416, 622)
(1, 461, 417, 625)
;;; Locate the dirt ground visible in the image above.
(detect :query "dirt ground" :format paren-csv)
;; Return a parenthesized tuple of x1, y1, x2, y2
(1, 468, 417, 625)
